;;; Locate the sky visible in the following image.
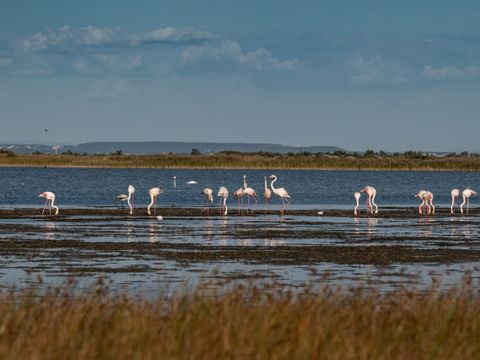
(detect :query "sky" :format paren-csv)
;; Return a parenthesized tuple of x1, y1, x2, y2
(1, 0, 480, 152)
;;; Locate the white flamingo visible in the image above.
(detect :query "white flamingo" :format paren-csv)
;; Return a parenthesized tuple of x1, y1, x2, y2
(354, 191, 361, 216)
(217, 186, 229, 216)
(263, 176, 272, 212)
(450, 188, 460, 214)
(39, 191, 59, 215)
(242, 175, 257, 213)
(415, 190, 435, 215)
(461, 188, 477, 214)
(269, 174, 291, 215)
(360, 186, 378, 214)
(202, 188, 214, 214)
(147, 187, 163, 216)
(233, 187, 244, 213)
(127, 185, 135, 215)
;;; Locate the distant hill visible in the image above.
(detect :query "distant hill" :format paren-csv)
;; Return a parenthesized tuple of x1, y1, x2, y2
(0, 141, 344, 155)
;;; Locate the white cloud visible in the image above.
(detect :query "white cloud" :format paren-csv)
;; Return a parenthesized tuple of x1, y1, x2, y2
(143, 27, 218, 43)
(80, 26, 114, 46)
(181, 40, 302, 71)
(421, 65, 480, 80)
(22, 33, 48, 51)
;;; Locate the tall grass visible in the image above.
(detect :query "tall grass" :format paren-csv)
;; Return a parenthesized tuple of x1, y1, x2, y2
(2, 153, 480, 170)
(0, 280, 479, 359)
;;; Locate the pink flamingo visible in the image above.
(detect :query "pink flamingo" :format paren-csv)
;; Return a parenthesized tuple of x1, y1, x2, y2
(242, 175, 257, 213)
(461, 188, 477, 214)
(415, 190, 435, 215)
(269, 174, 291, 215)
(39, 191, 59, 215)
(354, 192, 361, 216)
(360, 186, 378, 214)
(217, 186, 229, 216)
(450, 188, 460, 214)
(202, 188, 213, 214)
(233, 187, 244, 213)
(127, 185, 135, 215)
(263, 176, 272, 212)
(147, 187, 163, 216)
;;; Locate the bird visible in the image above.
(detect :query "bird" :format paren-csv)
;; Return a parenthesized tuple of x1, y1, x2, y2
(147, 187, 163, 216)
(269, 174, 291, 215)
(450, 188, 460, 214)
(415, 190, 435, 215)
(173, 176, 177, 189)
(461, 188, 477, 214)
(217, 186, 229, 216)
(354, 191, 361, 216)
(242, 175, 257, 214)
(127, 185, 135, 215)
(263, 176, 272, 210)
(233, 187, 244, 213)
(202, 188, 214, 214)
(39, 191, 59, 215)
(186, 180, 198, 185)
(360, 186, 378, 214)
(115, 194, 128, 209)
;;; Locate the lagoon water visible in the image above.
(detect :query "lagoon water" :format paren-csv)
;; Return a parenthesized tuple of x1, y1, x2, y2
(1, 167, 480, 208)
(1, 167, 480, 296)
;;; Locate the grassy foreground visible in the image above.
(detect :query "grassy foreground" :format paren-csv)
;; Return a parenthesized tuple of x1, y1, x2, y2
(0, 282, 480, 359)
(2, 152, 480, 170)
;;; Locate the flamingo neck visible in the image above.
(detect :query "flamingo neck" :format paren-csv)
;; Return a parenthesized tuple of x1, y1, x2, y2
(270, 177, 277, 192)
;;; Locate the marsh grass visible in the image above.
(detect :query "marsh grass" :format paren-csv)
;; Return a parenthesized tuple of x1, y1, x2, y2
(2, 153, 480, 171)
(1, 278, 480, 359)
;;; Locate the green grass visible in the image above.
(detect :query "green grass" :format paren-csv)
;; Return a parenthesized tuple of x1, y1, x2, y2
(2, 153, 480, 170)
(0, 280, 479, 359)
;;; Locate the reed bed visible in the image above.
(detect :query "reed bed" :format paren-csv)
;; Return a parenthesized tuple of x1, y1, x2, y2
(2, 153, 480, 171)
(0, 280, 479, 359)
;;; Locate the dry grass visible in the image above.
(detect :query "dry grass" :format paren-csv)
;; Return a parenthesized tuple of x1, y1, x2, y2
(0, 279, 479, 359)
(2, 153, 480, 171)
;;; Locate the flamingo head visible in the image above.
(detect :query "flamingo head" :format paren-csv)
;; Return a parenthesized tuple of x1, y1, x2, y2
(38, 192, 48, 198)
(269, 175, 276, 180)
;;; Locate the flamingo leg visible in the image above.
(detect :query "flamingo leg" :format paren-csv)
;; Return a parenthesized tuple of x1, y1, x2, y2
(42, 199, 48, 215)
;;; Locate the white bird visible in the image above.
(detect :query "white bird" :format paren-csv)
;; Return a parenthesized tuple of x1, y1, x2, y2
(115, 194, 128, 209)
(263, 176, 272, 211)
(269, 174, 291, 215)
(450, 188, 460, 214)
(147, 187, 163, 216)
(461, 188, 477, 214)
(242, 175, 257, 213)
(415, 190, 435, 215)
(354, 191, 361, 216)
(217, 186, 229, 216)
(360, 186, 378, 214)
(39, 191, 59, 215)
(233, 187, 244, 213)
(186, 180, 198, 185)
(202, 188, 214, 214)
(127, 185, 135, 215)
(173, 176, 177, 189)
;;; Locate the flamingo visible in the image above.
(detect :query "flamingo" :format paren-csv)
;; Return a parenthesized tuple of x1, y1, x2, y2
(242, 175, 257, 213)
(127, 185, 135, 215)
(39, 191, 59, 215)
(217, 186, 229, 216)
(233, 187, 244, 213)
(415, 190, 435, 215)
(360, 186, 378, 214)
(202, 188, 214, 214)
(269, 174, 291, 215)
(354, 192, 361, 216)
(147, 187, 163, 216)
(115, 194, 128, 209)
(450, 188, 460, 214)
(173, 176, 177, 189)
(461, 188, 477, 214)
(263, 176, 272, 211)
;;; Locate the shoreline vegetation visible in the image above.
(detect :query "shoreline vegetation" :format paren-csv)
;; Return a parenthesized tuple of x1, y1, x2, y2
(1, 149, 480, 170)
(1, 280, 480, 358)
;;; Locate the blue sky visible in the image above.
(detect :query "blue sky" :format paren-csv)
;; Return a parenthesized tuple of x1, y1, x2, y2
(1, 0, 480, 151)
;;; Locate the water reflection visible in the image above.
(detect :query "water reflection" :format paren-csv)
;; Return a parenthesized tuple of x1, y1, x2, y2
(43, 221, 56, 241)
(417, 216, 434, 238)
(148, 221, 161, 243)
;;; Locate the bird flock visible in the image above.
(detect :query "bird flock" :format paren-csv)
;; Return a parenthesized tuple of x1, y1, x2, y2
(38, 176, 477, 218)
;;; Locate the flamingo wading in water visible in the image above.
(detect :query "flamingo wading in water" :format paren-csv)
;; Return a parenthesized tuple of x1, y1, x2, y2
(242, 175, 257, 214)
(217, 186, 229, 216)
(39, 191, 59, 215)
(416, 190, 435, 215)
(202, 188, 214, 214)
(127, 185, 135, 215)
(461, 188, 477, 214)
(450, 188, 460, 214)
(360, 186, 378, 214)
(354, 192, 361, 216)
(269, 175, 291, 215)
(263, 176, 272, 212)
(147, 187, 163, 216)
